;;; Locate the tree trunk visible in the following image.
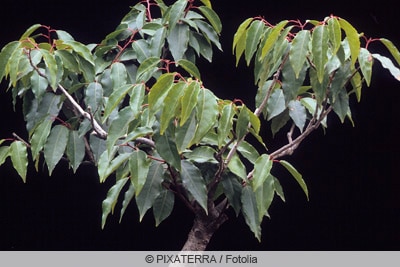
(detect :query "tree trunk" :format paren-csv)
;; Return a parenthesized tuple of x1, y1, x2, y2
(181, 206, 229, 251)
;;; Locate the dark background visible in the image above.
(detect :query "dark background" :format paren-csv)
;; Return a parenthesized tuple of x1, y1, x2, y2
(0, 0, 399, 250)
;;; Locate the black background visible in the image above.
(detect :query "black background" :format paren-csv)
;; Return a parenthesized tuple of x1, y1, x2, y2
(0, 0, 399, 250)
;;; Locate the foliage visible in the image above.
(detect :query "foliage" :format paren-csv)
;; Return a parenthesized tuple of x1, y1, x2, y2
(1, 0, 400, 242)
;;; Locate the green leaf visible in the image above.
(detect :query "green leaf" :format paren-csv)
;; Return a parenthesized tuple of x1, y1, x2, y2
(181, 160, 208, 213)
(167, 23, 190, 61)
(358, 49, 373, 86)
(198, 6, 222, 34)
(119, 182, 135, 223)
(136, 160, 164, 221)
(221, 174, 242, 216)
(279, 160, 308, 200)
(148, 73, 175, 117)
(195, 20, 222, 51)
(200, 0, 212, 8)
(19, 24, 41, 40)
(62, 40, 94, 65)
(332, 89, 350, 123)
(289, 30, 310, 78)
(136, 57, 161, 83)
(327, 17, 342, 54)
(111, 62, 127, 89)
(0, 146, 10, 166)
(150, 27, 167, 58)
(184, 146, 218, 164)
(252, 154, 273, 191)
(103, 84, 135, 122)
(153, 188, 175, 227)
(180, 81, 200, 126)
(84, 82, 103, 115)
(245, 20, 265, 65)
(380, 38, 400, 66)
(129, 150, 152, 196)
(233, 18, 253, 65)
(338, 18, 360, 66)
(177, 59, 201, 79)
(159, 82, 185, 134)
(372, 53, 400, 81)
(128, 83, 145, 115)
(241, 185, 261, 241)
(56, 30, 75, 41)
(266, 88, 286, 120)
(0, 41, 20, 81)
(260, 20, 288, 59)
(10, 141, 28, 183)
(236, 141, 260, 165)
(154, 129, 181, 171)
(311, 25, 329, 83)
(227, 154, 247, 180)
(101, 177, 130, 229)
(30, 69, 49, 101)
(300, 97, 327, 127)
(175, 110, 197, 152)
(98, 151, 132, 183)
(40, 49, 58, 90)
(66, 130, 85, 173)
(168, 0, 188, 32)
(192, 89, 219, 144)
(217, 103, 235, 148)
(44, 125, 69, 176)
(255, 173, 275, 220)
(288, 100, 307, 133)
(107, 106, 135, 154)
(236, 105, 250, 140)
(55, 50, 80, 73)
(282, 58, 308, 103)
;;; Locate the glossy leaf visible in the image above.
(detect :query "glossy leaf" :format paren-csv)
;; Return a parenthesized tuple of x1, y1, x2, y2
(111, 62, 127, 89)
(129, 150, 151, 196)
(136, 160, 164, 221)
(338, 18, 360, 65)
(148, 73, 175, 117)
(198, 6, 222, 34)
(62, 40, 94, 65)
(282, 60, 307, 103)
(181, 160, 208, 213)
(98, 151, 132, 183)
(241, 185, 261, 241)
(153, 188, 175, 227)
(154, 129, 181, 171)
(167, 23, 190, 61)
(252, 154, 273, 191)
(136, 57, 161, 83)
(0, 41, 20, 81)
(107, 106, 135, 154)
(44, 125, 69, 175)
(358, 48, 372, 86)
(30, 118, 52, 161)
(168, 0, 187, 32)
(266, 88, 286, 120)
(177, 59, 201, 79)
(180, 81, 200, 126)
(372, 53, 400, 81)
(380, 38, 400, 66)
(235, 105, 250, 140)
(260, 20, 288, 59)
(101, 177, 130, 229)
(40, 49, 58, 90)
(279, 160, 308, 200)
(327, 17, 342, 54)
(0, 146, 10, 166)
(175, 110, 197, 152)
(102, 84, 134, 122)
(311, 25, 329, 83)
(10, 141, 28, 182)
(184, 146, 218, 164)
(289, 30, 310, 78)
(195, 20, 222, 51)
(233, 18, 253, 65)
(160, 82, 186, 134)
(19, 24, 41, 40)
(217, 103, 235, 148)
(66, 130, 85, 173)
(332, 89, 350, 123)
(30, 69, 49, 101)
(245, 19, 265, 65)
(288, 100, 306, 133)
(221, 174, 242, 216)
(84, 82, 103, 115)
(255, 173, 275, 220)
(227, 154, 247, 180)
(192, 89, 218, 144)
(119, 182, 135, 223)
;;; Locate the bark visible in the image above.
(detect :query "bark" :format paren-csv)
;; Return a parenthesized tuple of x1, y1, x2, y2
(181, 201, 229, 251)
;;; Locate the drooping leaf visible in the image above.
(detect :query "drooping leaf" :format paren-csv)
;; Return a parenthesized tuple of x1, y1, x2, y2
(180, 81, 200, 126)
(311, 25, 329, 83)
(288, 100, 307, 133)
(254, 173, 275, 220)
(266, 88, 286, 120)
(44, 124, 69, 175)
(101, 177, 130, 229)
(184, 146, 218, 164)
(19, 24, 41, 40)
(279, 160, 308, 200)
(66, 130, 85, 173)
(372, 53, 400, 81)
(327, 17, 342, 54)
(281, 61, 307, 103)
(0, 146, 10, 166)
(227, 154, 247, 181)
(154, 128, 181, 171)
(111, 62, 127, 89)
(175, 110, 197, 152)
(233, 18, 253, 65)
(40, 49, 58, 90)
(289, 30, 310, 78)
(160, 82, 186, 134)
(10, 141, 28, 183)
(241, 185, 261, 242)
(0, 41, 20, 81)
(177, 59, 201, 79)
(192, 89, 219, 144)
(198, 6, 222, 34)
(260, 20, 288, 59)
(119, 182, 135, 223)
(245, 19, 265, 65)
(136, 160, 164, 221)
(107, 106, 136, 154)
(84, 82, 103, 115)
(148, 73, 175, 117)
(235, 105, 250, 140)
(252, 154, 273, 191)
(332, 89, 350, 123)
(221, 174, 242, 216)
(102, 84, 135, 122)
(153, 187, 175, 227)
(30, 69, 49, 101)
(98, 150, 132, 183)
(217, 103, 235, 148)
(338, 18, 360, 66)
(136, 57, 161, 83)
(62, 40, 94, 65)
(358, 48, 373, 86)
(30, 118, 52, 161)
(168, 0, 188, 32)
(167, 23, 190, 62)
(271, 109, 290, 137)
(236, 141, 260, 165)
(181, 160, 208, 213)
(129, 149, 152, 196)
(379, 38, 400, 66)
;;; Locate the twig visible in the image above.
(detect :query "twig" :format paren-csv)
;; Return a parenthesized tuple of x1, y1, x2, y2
(12, 133, 31, 147)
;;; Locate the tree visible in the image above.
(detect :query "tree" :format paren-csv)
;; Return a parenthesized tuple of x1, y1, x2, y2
(1, 0, 399, 251)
